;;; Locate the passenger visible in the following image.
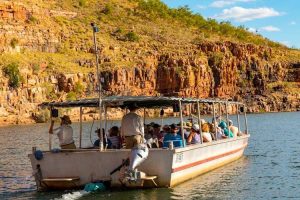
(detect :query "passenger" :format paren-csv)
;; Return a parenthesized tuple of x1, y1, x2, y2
(162, 125, 171, 136)
(49, 115, 76, 149)
(145, 125, 157, 148)
(187, 124, 201, 144)
(163, 124, 183, 148)
(108, 126, 121, 149)
(228, 120, 244, 137)
(144, 125, 154, 141)
(120, 104, 144, 149)
(153, 123, 163, 148)
(201, 119, 210, 133)
(176, 122, 190, 139)
(94, 128, 111, 148)
(212, 118, 226, 140)
(200, 119, 213, 142)
(228, 120, 238, 138)
(219, 121, 234, 138)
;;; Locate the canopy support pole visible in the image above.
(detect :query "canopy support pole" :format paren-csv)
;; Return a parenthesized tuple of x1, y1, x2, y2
(225, 102, 229, 125)
(49, 106, 53, 151)
(218, 102, 222, 123)
(244, 106, 248, 134)
(91, 23, 103, 151)
(237, 104, 241, 135)
(213, 103, 217, 141)
(197, 101, 203, 144)
(104, 105, 108, 149)
(143, 108, 146, 127)
(179, 100, 185, 146)
(79, 106, 83, 149)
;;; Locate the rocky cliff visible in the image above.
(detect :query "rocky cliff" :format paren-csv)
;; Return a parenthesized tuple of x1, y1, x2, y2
(0, 0, 299, 125)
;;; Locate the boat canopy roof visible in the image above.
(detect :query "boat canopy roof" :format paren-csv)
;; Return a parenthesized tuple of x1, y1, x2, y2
(39, 96, 244, 109)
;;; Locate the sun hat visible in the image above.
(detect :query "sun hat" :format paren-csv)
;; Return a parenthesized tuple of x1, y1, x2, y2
(192, 124, 200, 131)
(60, 115, 72, 124)
(186, 122, 192, 127)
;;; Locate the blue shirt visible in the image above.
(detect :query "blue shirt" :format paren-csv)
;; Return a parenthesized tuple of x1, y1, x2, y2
(223, 128, 234, 138)
(163, 133, 183, 148)
(94, 139, 112, 148)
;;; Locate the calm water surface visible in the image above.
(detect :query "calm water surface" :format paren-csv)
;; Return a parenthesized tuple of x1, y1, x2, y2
(0, 112, 300, 200)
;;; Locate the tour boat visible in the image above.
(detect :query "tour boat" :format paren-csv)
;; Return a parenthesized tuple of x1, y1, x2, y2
(28, 96, 250, 190)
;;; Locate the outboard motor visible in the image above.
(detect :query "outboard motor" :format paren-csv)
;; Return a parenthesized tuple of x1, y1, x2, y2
(125, 144, 149, 182)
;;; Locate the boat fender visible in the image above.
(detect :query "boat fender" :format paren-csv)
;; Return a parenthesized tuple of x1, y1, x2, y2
(84, 182, 106, 192)
(34, 150, 43, 160)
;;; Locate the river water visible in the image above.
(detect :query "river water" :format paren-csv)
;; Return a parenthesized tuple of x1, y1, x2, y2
(0, 112, 300, 200)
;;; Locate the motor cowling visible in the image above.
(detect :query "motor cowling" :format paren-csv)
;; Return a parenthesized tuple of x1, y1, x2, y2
(129, 144, 149, 171)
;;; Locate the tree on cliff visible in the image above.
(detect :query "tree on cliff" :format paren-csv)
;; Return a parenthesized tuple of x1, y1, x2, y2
(3, 63, 23, 89)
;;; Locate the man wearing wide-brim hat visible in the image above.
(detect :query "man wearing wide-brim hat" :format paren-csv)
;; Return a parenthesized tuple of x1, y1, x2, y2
(120, 103, 144, 149)
(49, 115, 76, 149)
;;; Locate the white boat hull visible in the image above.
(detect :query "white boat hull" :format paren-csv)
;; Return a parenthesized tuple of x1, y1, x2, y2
(28, 135, 249, 190)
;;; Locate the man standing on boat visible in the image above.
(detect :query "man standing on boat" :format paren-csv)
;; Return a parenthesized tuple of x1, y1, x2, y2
(121, 104, 144, 149)
(49, 115, 76, 149)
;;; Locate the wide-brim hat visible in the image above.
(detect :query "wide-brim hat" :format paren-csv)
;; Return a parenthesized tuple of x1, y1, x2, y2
(60, 115, 72, 124)
(192, 124, 200, 131)
(186, 122, 192, 127)
(127, 103, 139, 110)
(153, 123, 161, 128)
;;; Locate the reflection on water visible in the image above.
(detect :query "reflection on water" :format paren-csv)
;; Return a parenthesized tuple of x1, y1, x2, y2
(0, 112, 300, 199)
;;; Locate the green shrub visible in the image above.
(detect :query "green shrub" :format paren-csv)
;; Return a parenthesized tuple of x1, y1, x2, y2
(115, 27, 124, 34)
(78, 0, 86, 7)
(74, 81, 84, 95)
(138, 0, 170, 18)
(42, 82, 57, 100)
(124, 31, 139, 42)
(10, 38, 19, 48)
(67, 91, 77, 101)
(32, 64, 40, 74)
(208, 52, 224, 67)
(102, 3, 113, 15)
(28, 15, 38, 24)
(3, 63, 22, 89)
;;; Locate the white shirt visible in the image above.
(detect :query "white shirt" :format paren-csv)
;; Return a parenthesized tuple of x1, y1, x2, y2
(53, 125, 74, 146)
(121, 112, 144, 137)
(202, 132, 213, 142)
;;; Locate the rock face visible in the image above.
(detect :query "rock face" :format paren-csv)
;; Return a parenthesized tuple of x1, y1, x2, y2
(101, 41, 299, 113)
(0, 1, 30, 22)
